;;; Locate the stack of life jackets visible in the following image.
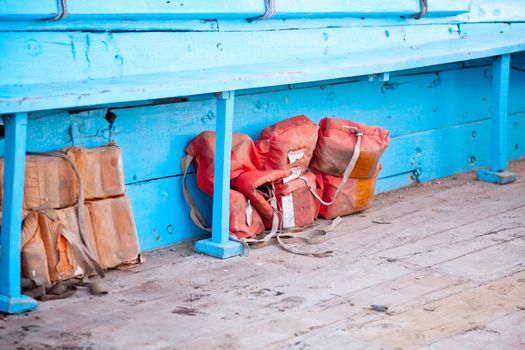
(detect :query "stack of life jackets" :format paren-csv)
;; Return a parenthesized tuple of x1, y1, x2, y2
(183, 115, 323, 240)
(184, 115, 390, 245)
(0, 143, 141, 298)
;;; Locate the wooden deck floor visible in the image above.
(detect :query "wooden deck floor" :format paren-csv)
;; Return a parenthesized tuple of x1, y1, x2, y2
(2, 160, 525, 350)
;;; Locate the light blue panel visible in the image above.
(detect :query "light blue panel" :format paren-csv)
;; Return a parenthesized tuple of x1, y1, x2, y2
(376, 172, 414, 193)
(127, 173, 212, 251)
(69, 100, 215, 184)
(0, 24, 460, 86)
(0, 111, 72, 156)
(0, 113, 38, 314)
(0, 19, 218, 32)
(233, 66, 494, 139)
(509, 65, 525, 160)
(2, 28, 524, 114)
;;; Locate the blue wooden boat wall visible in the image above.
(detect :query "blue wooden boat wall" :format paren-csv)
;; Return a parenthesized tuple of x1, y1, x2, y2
(0, 0, 524, 312)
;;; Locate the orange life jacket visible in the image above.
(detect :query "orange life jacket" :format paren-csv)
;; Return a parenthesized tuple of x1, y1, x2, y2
(0, 154, 78, 211)
(229, 189, 265, 239)
(186, 131, 264, 195)
(311, 118, 390, 178)
(21, 212, 51, 287)
(275, 171, 322, 229)
(85, 195, 141, 270)
(233, 169, 322, 230)
(66, 143, 126, 200)
(232, 169, 291, 229)
(256, 115, 318, 171)
(318, 165, 382, 219)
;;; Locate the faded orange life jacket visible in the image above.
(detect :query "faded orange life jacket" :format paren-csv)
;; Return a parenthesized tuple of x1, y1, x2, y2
(85, 195, 141, 270)
(229, 189, 265, 239)
(21, 212, 51, 287)
(66, 143, 126, 200)
(233, 169, 322, 230)
(318, 165, 382, 219)
(185, 131, 264, 196)
(311, 118, 390, 178)
(256, 115, 318, 171)
(0, 154, 77, 212)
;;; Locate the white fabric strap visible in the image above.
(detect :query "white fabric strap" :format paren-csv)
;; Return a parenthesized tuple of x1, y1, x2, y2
(303, 128, 362, 206)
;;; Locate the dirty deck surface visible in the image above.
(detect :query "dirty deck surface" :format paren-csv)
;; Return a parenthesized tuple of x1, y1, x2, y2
(2, 160, 525, 350)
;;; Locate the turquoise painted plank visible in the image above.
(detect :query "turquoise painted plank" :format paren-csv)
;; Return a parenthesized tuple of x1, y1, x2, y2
(69, 101, 215, 183)
(0, 0, 468, 20)
(1, 30, 524, 114)
(0, 111, 72, 155)
(0, 113, 38, 313)
(0, 24, 459, 85)
(127, 173, 211, 251)
(508, 64, 525, 163)
(0, 19, 219, 32)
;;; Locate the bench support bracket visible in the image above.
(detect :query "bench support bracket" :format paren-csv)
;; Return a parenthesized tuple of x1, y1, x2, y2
(194, 91, 243, 259)
(0, 113, 38, 314)
(476, 54, 516, 185)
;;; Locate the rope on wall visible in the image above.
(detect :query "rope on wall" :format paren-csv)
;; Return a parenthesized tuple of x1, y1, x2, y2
(50, 0, 69, 21)
(411, 0, 428, 20)
(248, 0, 276, 22)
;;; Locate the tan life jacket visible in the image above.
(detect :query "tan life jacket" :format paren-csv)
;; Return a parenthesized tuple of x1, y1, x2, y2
(37, 205, 101, 283)
(0, 154, 78, 212)
(85, 195, 141, 270)
(21, 212, 52, 287)
(66, 142, 126, 200)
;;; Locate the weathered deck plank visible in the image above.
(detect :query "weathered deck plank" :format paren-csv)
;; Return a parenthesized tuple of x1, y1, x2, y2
(1, 159, 524, 350)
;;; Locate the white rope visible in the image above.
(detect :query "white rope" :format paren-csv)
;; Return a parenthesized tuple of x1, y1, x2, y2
(248, 0, 276, 21)
(51, 0, 69, 21)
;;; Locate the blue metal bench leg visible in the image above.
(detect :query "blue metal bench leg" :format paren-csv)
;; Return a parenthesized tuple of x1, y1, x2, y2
(0, 113, 38, 314)
(194, 92, 243, 259)
(476, 54, 516, 185)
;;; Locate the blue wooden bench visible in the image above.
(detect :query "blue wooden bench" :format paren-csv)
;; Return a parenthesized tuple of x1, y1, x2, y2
(1, 27, 524, 313)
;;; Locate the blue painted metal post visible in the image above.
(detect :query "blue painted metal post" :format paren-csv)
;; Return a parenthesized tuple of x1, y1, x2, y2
(194, 91, 243, 258)
(476, 54, 517, 184)
(0, 113, 38, 314)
